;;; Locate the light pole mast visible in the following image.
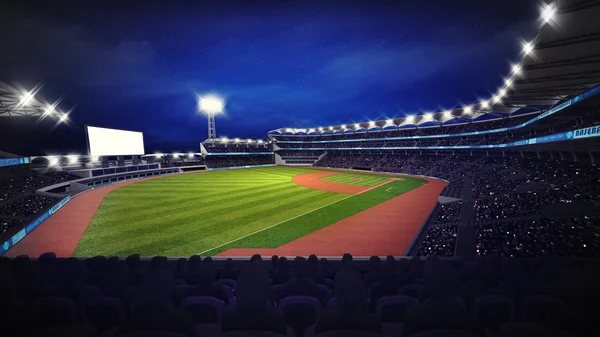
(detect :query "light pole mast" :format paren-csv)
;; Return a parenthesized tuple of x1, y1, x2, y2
(197, 95, 224, 140)
(208, 113, 217, 139)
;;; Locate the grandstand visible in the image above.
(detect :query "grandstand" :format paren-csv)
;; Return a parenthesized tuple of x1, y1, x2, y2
(0, 1, 600, 336)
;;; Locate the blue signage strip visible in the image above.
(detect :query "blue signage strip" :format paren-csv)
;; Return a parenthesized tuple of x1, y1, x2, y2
(0, 157, 30, 167)
(572, 125, 600, 139)
(205, 152, 274, 156)
(1, 196, 70, 256)
(279, 125, 597, 151)
(276, 84, 600, 144)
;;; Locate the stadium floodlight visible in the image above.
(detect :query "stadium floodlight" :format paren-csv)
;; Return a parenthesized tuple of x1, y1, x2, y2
(444, 111, 453, 118)
(188, 153, 194, 158)
(58, 113, 69, 124)
(387, 119, 395, 125)
(492, 95, 501, 104)
(19, 91, 35, 106)
(423, 113, 433, 119)
(48, 156, 59, 167)
(368, 121, 376, 128)
(43, 103, 56, 116)
(405, 115, 415, 124)
(197, 94, 225, 139)
(504, 78, 513, 88)
(221, 137, 229, 143)
(91, 156, 100, 163)
(541, 3, 556, 23)
(234, 138, 240, 143)
(480, 100, 490, 109)
(463, 106, 473, 114)
(511, 63, 522, 76)
(258, 140, 263, 144)
(173, 154, 180, 159)
(67, 155, 79, 164)
(522, 41, 535, 55)
(247, 139, 253, 143)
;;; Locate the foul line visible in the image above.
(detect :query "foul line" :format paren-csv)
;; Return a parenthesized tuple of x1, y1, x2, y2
(198, 178, 395, 255)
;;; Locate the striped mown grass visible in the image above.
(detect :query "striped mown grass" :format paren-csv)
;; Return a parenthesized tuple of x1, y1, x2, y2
(320, 172, 391, 186)
(73, 166, 427, 257)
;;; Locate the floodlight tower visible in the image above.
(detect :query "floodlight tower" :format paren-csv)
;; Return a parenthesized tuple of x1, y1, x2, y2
(197, 95, 224, 140)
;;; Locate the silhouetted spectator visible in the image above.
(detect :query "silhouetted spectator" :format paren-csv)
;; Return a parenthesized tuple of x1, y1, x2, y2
(403, 257, 481, 336)
(315, 265, 381, 334)
(283, 257, 321, 300)
(272, 256, 291, 285)
(222, 260, 286, 334)
(220, 258, 237, 280)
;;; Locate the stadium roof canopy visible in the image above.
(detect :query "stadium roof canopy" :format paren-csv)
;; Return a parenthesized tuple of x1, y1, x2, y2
(506, 0, 600, 106)
(0, 82, 46, 117)
(270, 0, 600, 135)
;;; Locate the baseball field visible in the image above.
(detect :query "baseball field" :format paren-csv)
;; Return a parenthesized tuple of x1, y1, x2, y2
(71, 166, 430, 257)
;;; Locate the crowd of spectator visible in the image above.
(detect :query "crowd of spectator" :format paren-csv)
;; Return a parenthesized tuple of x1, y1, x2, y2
(161, 159, 205, 168)
(273, 114, 538, 142)
(417, 224, 459, 257)
(475, 217, 600, 257)
(204, 146, 271, 153)
(432, 202, 462, 225)
(204, 155, 275, 168)
(313, 151, 600, 258)
(0, 168, 81, 239)
(277, 150, 324, 158)
(0, 194, 60, 218)
(0, 217, 23, 236)
(1, 252, 593, 337)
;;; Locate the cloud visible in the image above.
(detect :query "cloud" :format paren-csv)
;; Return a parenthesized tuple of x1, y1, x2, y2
(0, 15, 191, 99)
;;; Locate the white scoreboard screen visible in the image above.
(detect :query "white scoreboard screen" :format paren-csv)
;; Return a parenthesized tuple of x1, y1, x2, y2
(86, 126, 145, 156)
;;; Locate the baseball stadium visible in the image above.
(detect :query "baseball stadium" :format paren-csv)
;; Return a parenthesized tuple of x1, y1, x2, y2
(1, 1, 600, 337)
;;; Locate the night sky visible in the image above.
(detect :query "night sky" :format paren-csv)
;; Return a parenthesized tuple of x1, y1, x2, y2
(0, 0, 540, 156)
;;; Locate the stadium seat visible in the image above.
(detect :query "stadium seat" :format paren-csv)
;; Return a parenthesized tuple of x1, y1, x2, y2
(375, 295, 418, 337)
(399, 284, 424, 300)
(118, 332, 188, 337)
(519, 295, 563, 323)
(33, 296, 79, 328)
(29, 324, 99, 337)
(406, 330, 478, 337)
(470, 295, 515, 330)
(217, 278, 237, 290)
(500, 322, 575, 337)
(314, 330, 382, 337)
(181, 296, 225, 337)
(279, 295, 321, 337)
(82, 296, 128, 332)
(221, 331, 286, 337)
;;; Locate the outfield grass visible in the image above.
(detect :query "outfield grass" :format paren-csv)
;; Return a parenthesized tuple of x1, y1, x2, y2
(320, 172, 391, 186)
(73, 167, 427, 257)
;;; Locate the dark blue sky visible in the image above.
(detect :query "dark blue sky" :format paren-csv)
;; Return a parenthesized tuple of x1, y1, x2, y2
(0, 0, 540, 155)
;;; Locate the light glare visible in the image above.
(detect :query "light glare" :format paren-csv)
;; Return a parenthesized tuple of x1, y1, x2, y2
(463, 106, 473, 114)
(19, 91, 34, 106)
(48, 156, 59, 167)
(541, 4, 556, 23)
(523, 41, 534, 55)
(511, 63, 522, 75)
(198, 95, 224, 115)
(480, 100, 489, 109)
